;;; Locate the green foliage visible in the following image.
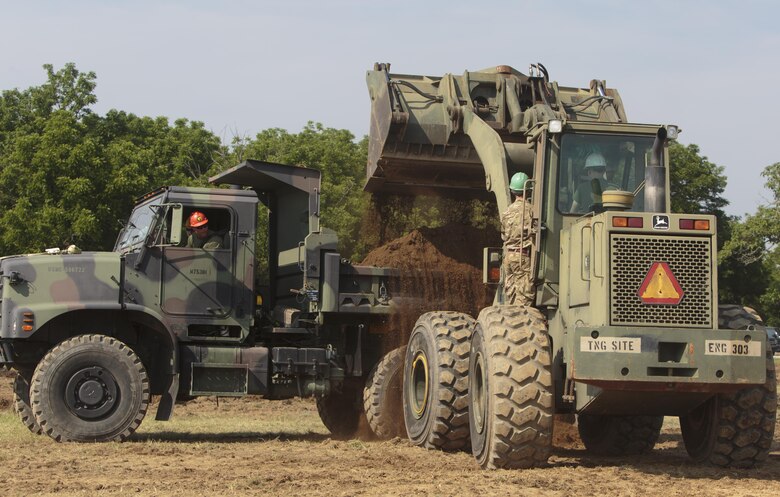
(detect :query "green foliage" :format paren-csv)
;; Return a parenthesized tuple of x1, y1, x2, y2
(669, 143, 728, 215)
(221, 123, 370, 261)
(720, 162, 780, 324)
(667, 142, 762, 309)
(0, 64, 222, 253)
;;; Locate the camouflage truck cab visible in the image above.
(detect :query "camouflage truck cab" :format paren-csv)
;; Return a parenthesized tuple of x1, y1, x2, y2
(1, 160, 397, 442)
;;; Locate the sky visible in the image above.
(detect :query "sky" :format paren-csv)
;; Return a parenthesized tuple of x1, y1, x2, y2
(2, 0, 779, 217)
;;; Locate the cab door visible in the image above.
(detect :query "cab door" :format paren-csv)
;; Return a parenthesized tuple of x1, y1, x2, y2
(160, 206, 235, 319)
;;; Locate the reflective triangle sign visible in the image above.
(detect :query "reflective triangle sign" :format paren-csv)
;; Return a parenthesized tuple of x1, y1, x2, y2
(637, 262, 684, 305)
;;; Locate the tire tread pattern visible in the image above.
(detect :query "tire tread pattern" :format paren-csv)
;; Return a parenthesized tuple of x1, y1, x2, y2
(708, 305, 777, 468)
(578, 414, 663, 456)
(30, 334, 149, 442)
(411, 311, 474, 451)
(364, 346, 405, 439)
(477, 305, 553, 469)
(13, 372, 43, 435)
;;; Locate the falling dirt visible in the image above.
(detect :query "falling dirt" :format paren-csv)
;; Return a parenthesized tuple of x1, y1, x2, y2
(361, 223, 500, 351)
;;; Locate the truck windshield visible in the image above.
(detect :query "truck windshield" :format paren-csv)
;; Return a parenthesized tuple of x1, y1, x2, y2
(115, 196, 163, 252)
(557, 133, 656, 214)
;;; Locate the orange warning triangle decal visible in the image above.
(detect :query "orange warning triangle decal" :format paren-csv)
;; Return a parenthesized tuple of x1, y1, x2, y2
(637, 262, 684, 305)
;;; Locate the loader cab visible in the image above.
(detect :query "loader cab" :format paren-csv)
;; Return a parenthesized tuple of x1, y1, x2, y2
(534, 122, 675, 307)
(550, 125, 667, 216)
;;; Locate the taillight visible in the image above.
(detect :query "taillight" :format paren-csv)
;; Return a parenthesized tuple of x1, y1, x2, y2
(612, 217, 643, 228)
(680, 219, 710, 230)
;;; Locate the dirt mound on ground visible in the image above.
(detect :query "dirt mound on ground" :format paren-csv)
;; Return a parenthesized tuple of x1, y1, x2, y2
(362, 223, 500, 351)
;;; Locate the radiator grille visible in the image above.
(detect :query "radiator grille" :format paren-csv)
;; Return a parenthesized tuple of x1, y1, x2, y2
(611, 235, 712, 327)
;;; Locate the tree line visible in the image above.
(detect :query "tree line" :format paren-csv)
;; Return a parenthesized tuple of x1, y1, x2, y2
(2, 64, 778, 324)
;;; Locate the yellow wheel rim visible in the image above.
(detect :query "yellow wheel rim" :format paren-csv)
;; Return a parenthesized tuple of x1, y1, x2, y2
(410, 352, 429, 419)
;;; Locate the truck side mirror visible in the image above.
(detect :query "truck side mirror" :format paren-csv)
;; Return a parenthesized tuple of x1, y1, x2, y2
(169, 204, 183, 245)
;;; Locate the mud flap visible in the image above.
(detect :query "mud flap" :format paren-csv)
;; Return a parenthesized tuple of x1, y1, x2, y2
(155, 373, 180, 421)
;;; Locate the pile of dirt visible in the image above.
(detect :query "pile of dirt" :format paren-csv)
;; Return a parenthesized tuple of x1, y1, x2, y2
(361, 223, 500, 351)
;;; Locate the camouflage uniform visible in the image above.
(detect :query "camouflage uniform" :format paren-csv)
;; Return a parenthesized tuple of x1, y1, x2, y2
(186, 230, 223, 250)
(501, 196, 535, 306)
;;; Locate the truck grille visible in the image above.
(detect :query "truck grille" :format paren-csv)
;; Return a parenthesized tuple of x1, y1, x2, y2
(610, 234, 712, 328)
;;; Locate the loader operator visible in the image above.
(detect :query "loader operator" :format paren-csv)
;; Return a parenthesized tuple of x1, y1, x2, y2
(502, 172, 536, 306)
(570, 152, 610, 213)
(185, 211, 222, 249)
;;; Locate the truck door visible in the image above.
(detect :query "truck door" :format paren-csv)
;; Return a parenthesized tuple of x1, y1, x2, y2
(160, 206, 235, 319)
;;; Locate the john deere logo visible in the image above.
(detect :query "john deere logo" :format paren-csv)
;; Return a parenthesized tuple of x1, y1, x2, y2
(652, 215, 669, 230)
(638, 262, 684, 305)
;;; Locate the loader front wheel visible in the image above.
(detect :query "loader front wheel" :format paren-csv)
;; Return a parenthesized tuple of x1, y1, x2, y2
(469, 305, 553, 469)
(403, 311, 474, 451)
(578, 414, 662, 456)
(679, 305, 777, 467)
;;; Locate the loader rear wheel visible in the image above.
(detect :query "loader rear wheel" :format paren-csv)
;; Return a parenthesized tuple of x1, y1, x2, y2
(364, 346, 405, 439)
(13, 371, 43, 435)
(578, 414, 662, 456)
(403, 311, 474, 451)
(679, 305, 777, 468)
(317, 379, 366, 439)
(30, 335, 149, 442)
(469, 305, 553, 469)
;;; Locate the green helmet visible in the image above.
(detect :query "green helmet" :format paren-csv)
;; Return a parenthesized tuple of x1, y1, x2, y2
(509, 172, 529, 193)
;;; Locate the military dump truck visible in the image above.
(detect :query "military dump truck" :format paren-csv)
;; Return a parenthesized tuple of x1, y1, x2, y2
(366, 63, 777, 468)
(1, 160, 398, 442)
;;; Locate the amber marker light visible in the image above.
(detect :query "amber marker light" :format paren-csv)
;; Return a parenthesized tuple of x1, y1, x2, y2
(612, 217, 643, 228)
(680, 219, 710, 230)
(22, 312, 34, 332)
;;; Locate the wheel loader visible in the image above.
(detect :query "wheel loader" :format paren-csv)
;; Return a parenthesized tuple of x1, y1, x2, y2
(366, 62, 776, 469)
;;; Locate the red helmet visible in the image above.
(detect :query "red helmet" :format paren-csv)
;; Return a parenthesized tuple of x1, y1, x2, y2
(187, 211, 208, 228)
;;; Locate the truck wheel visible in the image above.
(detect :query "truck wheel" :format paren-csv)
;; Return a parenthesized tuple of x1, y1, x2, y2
(679, 305, 777, 468)
(577, 414, 662, 455)
(403, 311, 474, 451)
(469, 305, 553, 469)
(13, 372, 43, 435)
(30, 335, 150, 442)
(317, 379, 365, 439)
(364, 346, 405, 439)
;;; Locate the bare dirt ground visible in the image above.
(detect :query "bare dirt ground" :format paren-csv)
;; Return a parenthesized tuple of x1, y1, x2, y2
(2, 226, 778, 495)
(1, 369, 779, 497)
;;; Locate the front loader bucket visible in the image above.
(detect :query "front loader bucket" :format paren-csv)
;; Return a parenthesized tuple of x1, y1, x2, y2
(366, 68, 491, 199)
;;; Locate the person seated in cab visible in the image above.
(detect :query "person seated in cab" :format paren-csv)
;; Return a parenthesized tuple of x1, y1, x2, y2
(185, 211, 222, 249)
(570, 152, 613, 213)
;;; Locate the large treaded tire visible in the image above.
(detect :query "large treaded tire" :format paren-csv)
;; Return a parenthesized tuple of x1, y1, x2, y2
(13, 372, 43, 435)
(578, 414, 662, 456)
(469, 305, 553, 469)
(317, 379, 366, 439)
(679, 305, 777, 468)
(364, 346, 405, 439)
(403, 311, 474, 451)
(30, 335, 149, 442)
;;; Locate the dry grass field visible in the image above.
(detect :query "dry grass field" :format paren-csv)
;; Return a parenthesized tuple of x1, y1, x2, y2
(1, 365, 779, 497)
